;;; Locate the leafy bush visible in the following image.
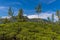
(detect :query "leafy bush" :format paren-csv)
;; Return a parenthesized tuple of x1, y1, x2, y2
(0, 22, 60, 40)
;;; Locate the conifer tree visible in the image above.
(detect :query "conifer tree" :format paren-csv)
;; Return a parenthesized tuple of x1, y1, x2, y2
(56, 10, 60, 21)
(47, 17, 51, 22)
(52, 14, 54, 22)
(35, 4, 42, 22)
(17, 8, 23, 22)
(8, 7, 14, 22)
(8, 7, 13, 17)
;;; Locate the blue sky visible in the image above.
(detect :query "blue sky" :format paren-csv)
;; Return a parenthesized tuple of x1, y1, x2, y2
(0, 0, 60, 21)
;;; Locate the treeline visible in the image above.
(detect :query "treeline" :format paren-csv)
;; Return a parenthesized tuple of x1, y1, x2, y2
(1, 7, 28, 24)
(0, 4, 60, 24)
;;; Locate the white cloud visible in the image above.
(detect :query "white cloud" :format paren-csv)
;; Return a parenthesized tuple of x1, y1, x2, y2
(12, 2, 22, 5)
(27, 11, 58, 21)
(7, 2, 22, 6)
(40, 0, 56, 4)
(1, 16, 11, 19)
(47, 0, 56, 4)
(27, 12, 53, 19)
(54, 16, 58, 22)
(0, 6, 7, 10)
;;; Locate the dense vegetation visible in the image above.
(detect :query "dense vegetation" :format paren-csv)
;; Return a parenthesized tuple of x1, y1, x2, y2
(0, 22, 60, 40)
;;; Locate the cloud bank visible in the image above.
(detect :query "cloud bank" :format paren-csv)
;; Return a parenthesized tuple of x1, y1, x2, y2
(0, 6, 8, 10)
(1, 16, 11, 19)
(27, 11, 58, 22)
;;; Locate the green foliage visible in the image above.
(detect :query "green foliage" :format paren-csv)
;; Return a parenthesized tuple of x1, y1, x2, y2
(17, 8, 24, 22)
(17, 9, 28, 22)
(0, 22, 60, 40)
(17, 8, 23, 19)
(2, 18, 10, 24)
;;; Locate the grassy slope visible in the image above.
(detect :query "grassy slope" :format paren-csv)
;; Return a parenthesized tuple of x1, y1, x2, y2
(0, 22, 60, 40)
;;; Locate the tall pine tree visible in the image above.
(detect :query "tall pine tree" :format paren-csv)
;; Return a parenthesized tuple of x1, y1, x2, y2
(52, 14, 54, 22)
(35, 4, 42, 22)
(56, 10, 60, 23)
(8, 7, 14, 22)
(17, 8, 23, 22)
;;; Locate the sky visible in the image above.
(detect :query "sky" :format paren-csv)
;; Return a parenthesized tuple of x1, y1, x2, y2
(0, 0, 60, 21)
